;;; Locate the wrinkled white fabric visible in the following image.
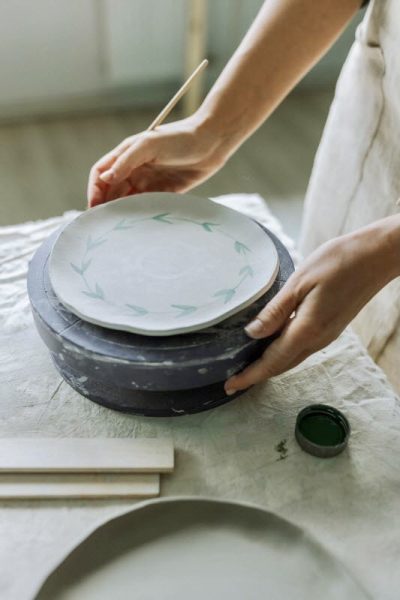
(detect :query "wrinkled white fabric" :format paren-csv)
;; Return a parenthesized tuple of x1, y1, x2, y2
(0, 196, 399, 600)
(300, 0, 400, 379)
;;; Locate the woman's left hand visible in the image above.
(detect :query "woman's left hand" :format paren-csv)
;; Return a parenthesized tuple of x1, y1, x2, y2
(224, 220, 400, 395)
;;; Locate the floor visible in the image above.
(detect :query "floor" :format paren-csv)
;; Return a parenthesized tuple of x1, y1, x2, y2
(0, 90, 333, 241)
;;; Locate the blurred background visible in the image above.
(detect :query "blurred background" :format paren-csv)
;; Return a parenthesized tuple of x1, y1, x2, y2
(0, 0, 364, 239)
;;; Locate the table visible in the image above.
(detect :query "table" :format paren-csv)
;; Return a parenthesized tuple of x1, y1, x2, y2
(1, 195, 399, 600)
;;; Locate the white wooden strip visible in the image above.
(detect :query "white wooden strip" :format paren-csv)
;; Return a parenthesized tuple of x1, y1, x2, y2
(0, 439, 174, 473)
(0, 473, 160, 499)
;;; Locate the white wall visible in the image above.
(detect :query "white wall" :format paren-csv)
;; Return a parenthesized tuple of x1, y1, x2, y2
(104, 0, 186, 84)
(0, 1, 101, 103)
(0, 0, 364, 118)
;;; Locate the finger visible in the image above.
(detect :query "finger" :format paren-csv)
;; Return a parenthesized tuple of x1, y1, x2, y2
(87, 153, 119, 207)
(100, 138, 153, 185)
(88, 179, 108, 208)
(87, 161, 113, 208)
(87, 140, 132, 207)
(225, 319, 307, 393)
(245, 279, 299, 339)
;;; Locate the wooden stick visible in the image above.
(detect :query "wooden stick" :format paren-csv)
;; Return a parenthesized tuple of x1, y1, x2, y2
(147, 59, 208, 131)
(183, 0, 208, 116)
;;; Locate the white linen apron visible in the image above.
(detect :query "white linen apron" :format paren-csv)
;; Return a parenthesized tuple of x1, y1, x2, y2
(300, 0, 400, 390)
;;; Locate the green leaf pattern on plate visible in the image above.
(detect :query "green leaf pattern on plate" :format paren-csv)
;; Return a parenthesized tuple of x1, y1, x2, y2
(86, 235, 107, 250)
(94, 283, 104, 299)
(113, 219, 130, 230)
(70, 263, 84, 276)
(70, 212, 256, 315)
(201, 222, 220, 232)
(82, 282, 105, 300)
(239, 265, 254, 277)
(70, 258, 92, 276)
(152, 213, 173, 224)
(170, 304, 198, 317)
(126, 304, 149, 316)
(213, 289, 236, 304)
(234, 240, 251, 255)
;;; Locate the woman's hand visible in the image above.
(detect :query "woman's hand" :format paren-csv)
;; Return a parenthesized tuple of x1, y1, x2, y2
(225, 218, 400, 395)
(87, 114, 227, 207)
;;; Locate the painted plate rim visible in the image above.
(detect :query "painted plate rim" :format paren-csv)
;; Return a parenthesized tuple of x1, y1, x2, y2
(49, 193, 279, 336)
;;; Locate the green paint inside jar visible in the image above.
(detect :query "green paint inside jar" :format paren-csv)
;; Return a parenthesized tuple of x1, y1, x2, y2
(298, 413, 346, 446)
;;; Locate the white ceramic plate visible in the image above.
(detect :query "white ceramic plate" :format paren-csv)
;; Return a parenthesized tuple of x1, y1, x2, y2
(49, 193, 279, 336)
(34, 497, 370, 600)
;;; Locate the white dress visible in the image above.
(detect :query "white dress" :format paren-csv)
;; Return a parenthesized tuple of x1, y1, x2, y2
(300, 0, 400, 390)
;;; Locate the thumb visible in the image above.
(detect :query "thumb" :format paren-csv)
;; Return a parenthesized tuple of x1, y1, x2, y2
(245, 281, 299, 339)
(100, 137, 153, 184)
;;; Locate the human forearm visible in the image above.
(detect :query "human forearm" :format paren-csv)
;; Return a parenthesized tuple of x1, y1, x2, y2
(384, 214, 400, 280)
(197, 0, 361, 159)
(349, 214, 400, 285)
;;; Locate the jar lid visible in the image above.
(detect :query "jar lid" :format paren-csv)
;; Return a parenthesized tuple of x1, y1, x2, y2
(295, 404, 350, 458)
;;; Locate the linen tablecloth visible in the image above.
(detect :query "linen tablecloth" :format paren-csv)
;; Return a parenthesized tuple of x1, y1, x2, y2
(1, 195, 399, 600)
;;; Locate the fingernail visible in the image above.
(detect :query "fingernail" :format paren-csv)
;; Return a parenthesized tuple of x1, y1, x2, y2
(100, 170, 114, 182)
(224, 377, 237, 396)
(245, 318, 264, 338)
(225, 388, 237, 396)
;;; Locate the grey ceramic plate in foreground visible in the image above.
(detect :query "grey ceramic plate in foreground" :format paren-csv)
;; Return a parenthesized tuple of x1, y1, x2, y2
(34, 497, 370, 600)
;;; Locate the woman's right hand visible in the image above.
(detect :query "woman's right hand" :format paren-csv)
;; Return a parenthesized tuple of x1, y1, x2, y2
(87, 113, 227, 207)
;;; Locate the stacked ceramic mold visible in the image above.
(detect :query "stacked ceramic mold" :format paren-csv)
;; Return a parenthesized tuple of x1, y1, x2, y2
(28, 193, 294, 416)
